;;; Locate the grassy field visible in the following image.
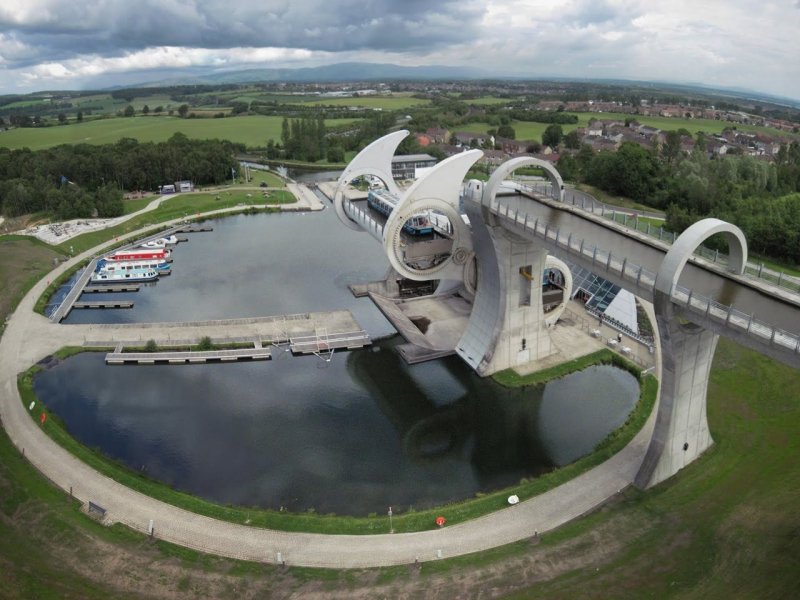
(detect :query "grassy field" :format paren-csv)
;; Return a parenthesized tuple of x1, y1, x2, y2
(460, 120, 560, 142)
(574, 183, 667, 215)
(292, 94, 430, 109)
(121, 196, 155, 215)
(0, 115, 362, 150)
(465, 96, 520, 105)
(0, 236, 65, 334)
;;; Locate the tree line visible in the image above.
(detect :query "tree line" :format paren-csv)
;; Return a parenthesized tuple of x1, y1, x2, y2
(0, 133, 238, 220)
(557, 140, 800, 264)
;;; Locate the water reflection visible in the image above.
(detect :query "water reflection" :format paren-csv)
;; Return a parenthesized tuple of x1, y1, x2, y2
(35, 339, 638, 516)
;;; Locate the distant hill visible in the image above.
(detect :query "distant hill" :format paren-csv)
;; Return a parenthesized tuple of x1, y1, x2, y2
(140, 62, 489, 87)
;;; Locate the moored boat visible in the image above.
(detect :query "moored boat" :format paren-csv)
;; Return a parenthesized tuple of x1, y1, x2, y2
(96, 258, 171, 273)
(140, 235, 178, 249)
(106, 248, 170, 262)
(91, 268, 159, 284)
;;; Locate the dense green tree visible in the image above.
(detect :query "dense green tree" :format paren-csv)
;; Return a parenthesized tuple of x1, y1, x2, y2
(76, 111, 83, 122)
(327, 146, 345, 163)
(497, 124, 516, 139)
(564, 130, 581, 150)
(142, 105, 150, 115)
(542, 124, 563, 147)
(123, 105, 135, 117)
(57, 113, 67, 124)
(177, 104, 189, 118)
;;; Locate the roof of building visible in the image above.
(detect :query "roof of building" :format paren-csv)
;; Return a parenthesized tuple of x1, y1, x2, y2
(391, 154, 437, 163)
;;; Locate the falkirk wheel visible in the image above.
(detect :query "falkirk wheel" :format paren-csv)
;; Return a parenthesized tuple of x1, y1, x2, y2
(334, 130, 574, 376)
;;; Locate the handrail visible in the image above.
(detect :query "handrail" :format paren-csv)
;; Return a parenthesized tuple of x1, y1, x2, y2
(517, 182, 800, 296)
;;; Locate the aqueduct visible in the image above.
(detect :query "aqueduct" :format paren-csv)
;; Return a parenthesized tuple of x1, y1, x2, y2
(333, 130, 800, 487)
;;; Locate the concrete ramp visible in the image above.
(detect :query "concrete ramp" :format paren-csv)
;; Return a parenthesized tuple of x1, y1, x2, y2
(368, 292, 471, 364)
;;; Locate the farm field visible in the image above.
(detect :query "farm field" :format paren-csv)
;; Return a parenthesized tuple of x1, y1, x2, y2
(291, 94, 430, 109)
(458, 121, 565, 142)
(0, 115, 362, 150)
(465, 96, 521, 105)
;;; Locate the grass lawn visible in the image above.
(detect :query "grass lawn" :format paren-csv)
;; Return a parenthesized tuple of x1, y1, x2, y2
(0, 116, 363, 151)
(0, 235, 65, 334)
(121, 197, 154, 215)
(574, 183, 666, 215)
(465, 96, 520, 106)
(748, 253, 800, 277)
(236, 168, 285, 188)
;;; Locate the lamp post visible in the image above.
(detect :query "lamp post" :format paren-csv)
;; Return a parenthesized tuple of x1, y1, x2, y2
(388, 506, 393, 533)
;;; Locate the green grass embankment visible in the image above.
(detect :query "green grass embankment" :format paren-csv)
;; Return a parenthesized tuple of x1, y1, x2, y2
(19, 349, 656, 535)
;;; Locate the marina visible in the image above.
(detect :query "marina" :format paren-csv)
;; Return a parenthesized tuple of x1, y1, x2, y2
(48, 222, 213, 322)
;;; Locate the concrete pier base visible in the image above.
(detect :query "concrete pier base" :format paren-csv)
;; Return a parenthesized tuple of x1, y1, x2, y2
(457, 202, 556, 376)
(635, 300, 717, 488)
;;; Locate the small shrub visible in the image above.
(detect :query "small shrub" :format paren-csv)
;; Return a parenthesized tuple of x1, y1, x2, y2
(144, 339, 158, 353)
(196, 336, 214, 351)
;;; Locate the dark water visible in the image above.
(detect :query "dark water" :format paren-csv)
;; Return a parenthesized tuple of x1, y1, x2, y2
(35, 343, 638, 515)
(41, 208, 640, 515)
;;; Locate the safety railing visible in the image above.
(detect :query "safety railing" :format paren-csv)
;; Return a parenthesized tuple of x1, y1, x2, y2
(343, 198, 385, 239)
(514, 182, 800, 297)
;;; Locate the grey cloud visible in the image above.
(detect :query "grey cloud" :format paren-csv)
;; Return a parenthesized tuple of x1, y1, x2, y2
(0, 0, 484, 67)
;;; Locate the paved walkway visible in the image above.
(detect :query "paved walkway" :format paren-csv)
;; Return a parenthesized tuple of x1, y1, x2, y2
(0, 215, 662, 568)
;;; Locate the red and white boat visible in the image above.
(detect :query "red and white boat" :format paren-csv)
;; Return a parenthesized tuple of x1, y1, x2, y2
(105, 247, 171, 262)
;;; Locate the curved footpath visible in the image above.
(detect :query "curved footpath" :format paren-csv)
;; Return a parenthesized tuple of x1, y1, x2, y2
(0, 209, 661, 568)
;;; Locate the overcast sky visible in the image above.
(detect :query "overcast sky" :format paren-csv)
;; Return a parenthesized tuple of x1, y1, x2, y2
(0, 0, 798, 100)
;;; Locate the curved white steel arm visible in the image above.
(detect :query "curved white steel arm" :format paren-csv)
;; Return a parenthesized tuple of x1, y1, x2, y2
(654, 218, 747, 295)
(483, 156, 565, 206)
(334, 130, 409, 231)
(383, 150, 483, 280)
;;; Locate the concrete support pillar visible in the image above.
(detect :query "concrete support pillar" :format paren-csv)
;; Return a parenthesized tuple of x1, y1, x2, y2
(492, 232, 552, 373)
(636, 218, 747, 488)
(635, 296, 717, 488)
(456, 202, 554, 376)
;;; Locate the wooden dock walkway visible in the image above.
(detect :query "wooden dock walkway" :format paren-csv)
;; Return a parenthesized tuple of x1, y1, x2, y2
(83, 284, 141, 293)
(105, 346, 271, 365)
(74, 300, 134, 309)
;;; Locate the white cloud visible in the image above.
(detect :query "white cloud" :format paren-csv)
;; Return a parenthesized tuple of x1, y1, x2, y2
(0, 0, 797, 100)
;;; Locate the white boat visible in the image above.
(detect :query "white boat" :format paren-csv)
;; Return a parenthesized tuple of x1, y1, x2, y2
(140, 235, 177, 249)
(96, 258, 170, 273)
(91, 268, 159, 284)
